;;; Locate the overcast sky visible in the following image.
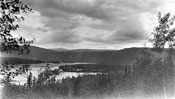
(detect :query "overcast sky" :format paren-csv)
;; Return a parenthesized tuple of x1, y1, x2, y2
(13, 0, 175, 49)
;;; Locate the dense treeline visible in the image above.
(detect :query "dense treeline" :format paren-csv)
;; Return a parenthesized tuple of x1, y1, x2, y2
(1, 57, 44, 64)
(59, 63, 124, 73)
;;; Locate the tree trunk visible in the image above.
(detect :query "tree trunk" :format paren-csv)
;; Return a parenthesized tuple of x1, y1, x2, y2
(163, 49, 167, 99)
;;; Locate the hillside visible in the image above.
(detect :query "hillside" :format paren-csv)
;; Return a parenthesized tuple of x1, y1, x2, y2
(0, 57, 44, 64)
(1, 46, 175, 66)
(51, 48, 68, 52)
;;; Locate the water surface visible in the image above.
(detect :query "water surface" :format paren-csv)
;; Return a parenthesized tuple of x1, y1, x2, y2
(11, 63, 96, 85)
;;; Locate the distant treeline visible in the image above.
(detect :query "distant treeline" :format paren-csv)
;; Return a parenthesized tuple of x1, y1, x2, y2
(59, 63, 125, 73)
(1, 57, 44, 64)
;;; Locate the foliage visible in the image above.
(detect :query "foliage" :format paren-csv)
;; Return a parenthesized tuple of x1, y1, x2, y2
(2, 66, 174, 99)
(0, 0, 33, 54)
(0, 61, 30, 85)
(37, 63, 62, 85)
(164, 49, 175, 96)
(149, 12, 175, 51)
(134, 50, 165, 95)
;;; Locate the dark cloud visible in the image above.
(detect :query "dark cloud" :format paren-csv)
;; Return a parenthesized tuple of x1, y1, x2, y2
(23, 0, 160, 18)
(23, 0, 163, 23)
(23, 0, 113, 21)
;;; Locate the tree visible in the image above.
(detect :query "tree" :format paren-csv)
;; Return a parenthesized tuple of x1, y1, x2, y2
(36, 63, 61, 85)
(0, 0, 32, 85)
(0, 62, 30, 84)
(149, 12, 175, 50)
(149, 12, 175, 99)
(0, 0, 33, 54)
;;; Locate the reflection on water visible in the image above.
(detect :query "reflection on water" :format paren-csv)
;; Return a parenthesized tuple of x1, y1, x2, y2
(12, 63, 96, 85)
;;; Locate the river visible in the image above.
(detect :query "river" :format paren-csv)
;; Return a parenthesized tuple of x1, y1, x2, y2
(8, 62, 96, 85)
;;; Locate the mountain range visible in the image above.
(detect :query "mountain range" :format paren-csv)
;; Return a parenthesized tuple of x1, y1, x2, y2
(1, 46, 175, 66)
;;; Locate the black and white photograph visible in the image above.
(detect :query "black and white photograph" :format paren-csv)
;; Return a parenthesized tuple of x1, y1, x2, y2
(0, 0, 175, 99)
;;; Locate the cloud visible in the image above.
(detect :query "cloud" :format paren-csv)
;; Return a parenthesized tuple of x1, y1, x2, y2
(18, 0, 175, 49)
(24, 0, 112, 20)
(38, 29, 80, 44)
(24, 0, 161, 21)
(12, 11, 46, 39)
(71, 15, 146, 44)
(109, 16, 147, 42)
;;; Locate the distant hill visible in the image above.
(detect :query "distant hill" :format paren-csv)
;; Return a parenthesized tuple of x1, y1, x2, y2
(51, 48, 68, 52)
(51, 48, 113, 52)
(1, 46, 175, 67)
(0, 57, 44, 64)
(51, 48, 117, 52)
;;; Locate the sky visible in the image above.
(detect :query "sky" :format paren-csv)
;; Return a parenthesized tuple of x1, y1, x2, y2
(13, 0, 175, 49)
